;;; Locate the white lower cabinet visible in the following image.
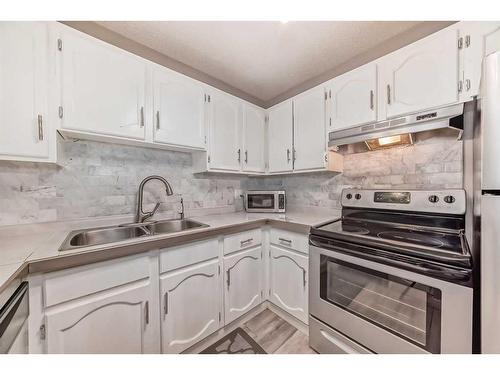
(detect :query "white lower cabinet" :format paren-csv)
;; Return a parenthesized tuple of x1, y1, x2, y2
(160, 259, 221, 353)
(224, 246, 263, 324)
(45, 282, 156, 354)
(270, 245, 309, 323)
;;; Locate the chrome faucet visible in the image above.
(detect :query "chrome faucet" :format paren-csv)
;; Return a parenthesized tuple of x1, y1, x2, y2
(136, 175, 174, 223)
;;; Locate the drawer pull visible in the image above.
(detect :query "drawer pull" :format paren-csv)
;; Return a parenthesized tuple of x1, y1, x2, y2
(164, 292, 168, 316)
(240, 238, 253, 246)
(278, 237, 292, 245)
(320, 329, 358, 354)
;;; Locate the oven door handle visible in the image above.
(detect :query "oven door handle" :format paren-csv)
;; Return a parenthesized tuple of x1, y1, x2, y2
(309, 237, 471, 283)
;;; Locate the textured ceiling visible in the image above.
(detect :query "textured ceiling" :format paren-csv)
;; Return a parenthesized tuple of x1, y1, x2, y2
(95, 21, 443, 104)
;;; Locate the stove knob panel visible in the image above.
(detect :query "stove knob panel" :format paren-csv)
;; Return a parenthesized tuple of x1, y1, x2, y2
(355, 193, 362, 200)
(346, 193, 353, 200)
(444, 195, 456, 204)
(428, 195, 439, 203)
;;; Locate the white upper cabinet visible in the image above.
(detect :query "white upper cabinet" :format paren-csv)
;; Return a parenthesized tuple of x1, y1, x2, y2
(267, 100, 293, 173)
(0, 22, 52, 162)
(207, 91, 242, 172)
(160, 259, 221, 354)
(293, 87, 326, 172)
(379, 26, 459, 118)
(326, 63, 377, 132)
(45, 283, 156, 354)
(59, 26, 148, 140)
(153, 67, 206, 150)
(242, 104, 266, 173)
(458, 22, 500, 101)
(223, 247, 263, 324)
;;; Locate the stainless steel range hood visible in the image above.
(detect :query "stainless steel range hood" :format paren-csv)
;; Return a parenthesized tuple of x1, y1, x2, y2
(328, 103, 464, 149)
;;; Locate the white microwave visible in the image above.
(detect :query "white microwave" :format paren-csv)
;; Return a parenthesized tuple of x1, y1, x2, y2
(244, 190, 286, 213)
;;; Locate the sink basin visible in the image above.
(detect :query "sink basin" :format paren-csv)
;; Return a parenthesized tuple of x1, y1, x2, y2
(59, 219, 209, 251)
(148, 219, 209, 234)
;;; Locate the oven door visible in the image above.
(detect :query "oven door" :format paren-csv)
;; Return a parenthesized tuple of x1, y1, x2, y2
(309, 243, 473, 354)
(245, 192, 277, 212)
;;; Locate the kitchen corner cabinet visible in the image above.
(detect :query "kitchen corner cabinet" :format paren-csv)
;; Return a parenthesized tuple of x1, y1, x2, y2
(292, 87, 327, 172)
(267, 100, 293, 173)
(326, 63, 377, 133)
(223, 247, 263, 324)
(45, 283, 155, 354)
(378, 26, 459, 119)
(58, 26, 148, 140)
(160, 259, 221, 354)
(207, 91, 242, 172)
(242, 104, 266, 173)
(270, 246, 308, 324)
(0, 22, 54, 163)
(153, 66, 206, 150)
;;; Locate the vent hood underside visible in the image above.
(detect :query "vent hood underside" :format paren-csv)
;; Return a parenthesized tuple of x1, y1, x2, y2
(328, 103, 464, 149)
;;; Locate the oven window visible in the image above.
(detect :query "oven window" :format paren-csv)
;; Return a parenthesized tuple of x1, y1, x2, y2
(247, 194, 275, 209)
(320, 255, 442, 353)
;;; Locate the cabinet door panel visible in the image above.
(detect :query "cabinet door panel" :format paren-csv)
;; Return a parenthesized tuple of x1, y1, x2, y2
(379, 27, 459, 118)
(242, 104, 265, 173)
(224, 247, 263, 324)
(270, 246, 308, 323)
(45, 283, 155, 354)
(268, 101, 293, 173)
(153, 68, 205, 149)
(0, 22, 49, 160)
(208, 92, 241, 171)
(293, 87, 326, 171)
(327, 64, 377, 132)
(160, 260, 221, 354)
(60, 28, 147, 140)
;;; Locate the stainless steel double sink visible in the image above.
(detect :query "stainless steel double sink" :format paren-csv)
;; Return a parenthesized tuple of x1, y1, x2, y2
(59, 219, 209, 251)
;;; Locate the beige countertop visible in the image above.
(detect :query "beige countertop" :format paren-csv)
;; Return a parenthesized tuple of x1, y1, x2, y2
(0, 206, 340, 293)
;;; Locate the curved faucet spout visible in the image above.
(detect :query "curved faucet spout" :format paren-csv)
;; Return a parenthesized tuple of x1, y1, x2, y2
(136, 175, 174, 223)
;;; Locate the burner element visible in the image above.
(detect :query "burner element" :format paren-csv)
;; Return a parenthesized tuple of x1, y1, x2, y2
(377, 231, 445, 248)
(341, 224, 370, 235)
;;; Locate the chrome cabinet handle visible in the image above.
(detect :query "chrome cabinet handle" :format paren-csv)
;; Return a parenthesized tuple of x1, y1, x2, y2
(156, 110, 160, 130)
(302, 269, 307, 288)
(370, 90, 374, 110)
(144, 301, 149, 325)
(245, 150, 248, 163)
(278, 237, 292, 245)
(140, 106, 144, 128)
(37, 114, 44, 141)
(164, 292, 168, 316)
(465, 79, 471, 91)
(386, 84, 391, 105)
(287, 149, 291, 163)
(240, 238, 253, 246)
(226, 269, 231, 288)
(237, 149, 241, 163)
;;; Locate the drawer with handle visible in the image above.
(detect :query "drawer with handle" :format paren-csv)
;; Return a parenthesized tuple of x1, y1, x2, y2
(223, 229, 262, 255)
(270, 228, 309, 254)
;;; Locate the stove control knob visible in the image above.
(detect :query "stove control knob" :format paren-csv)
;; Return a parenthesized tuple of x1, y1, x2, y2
(444, 195, 455, 204)
(428, 195, 439, 203)
(355, 193, 361, 200)
(346, 193, 353, 200)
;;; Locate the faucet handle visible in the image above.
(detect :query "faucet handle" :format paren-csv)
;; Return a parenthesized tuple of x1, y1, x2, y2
(150, 202, 161, 216)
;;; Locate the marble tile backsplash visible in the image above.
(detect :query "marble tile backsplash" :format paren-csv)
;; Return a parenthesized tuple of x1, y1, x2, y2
(0, 139, 244, 226)
(0, 133, 463, 226)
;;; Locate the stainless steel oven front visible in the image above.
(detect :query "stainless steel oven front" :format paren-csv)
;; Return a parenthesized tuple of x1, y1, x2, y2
(244, 190, 286, 213)
(309, 244, 473, 354)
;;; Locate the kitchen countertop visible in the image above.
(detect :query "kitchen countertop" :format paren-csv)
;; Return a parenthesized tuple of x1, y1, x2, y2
(0, 206, 340, 293)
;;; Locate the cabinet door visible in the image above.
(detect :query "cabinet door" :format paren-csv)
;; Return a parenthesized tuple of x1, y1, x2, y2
(160, 260, 221, 354)
(208, 91, 242, 171)
(270, 246, 308, 323)
(0, 22, 50, 161)
(153, 67, 206, 149)
(45, 283, 156, 354)
(293, 87, 326, 172)
(242, 104, 266, 173)
(459, 22, 500, 101)
(267, 100, 293, 173)
(379, 27, 459, 118)
(60, 27, 147, 140)
(326, 63, 377, 132)
(224, 247, 263, 324)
